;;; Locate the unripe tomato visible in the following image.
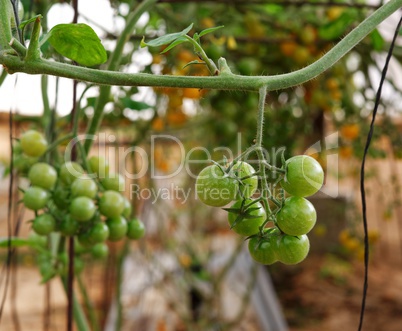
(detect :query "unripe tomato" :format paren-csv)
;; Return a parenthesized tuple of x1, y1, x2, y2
(276, 197, 317, 236)
(87, 222, 110, 245)
(91, 243, 109, 259)
(28, 162, 58, 190)
(88, 156, 109, 177)
(23, 186, 50, 210)
(196, 164, 238, 207)
(20, 130, 48, 157)
(106, 216, 128, 242)
(32, 213, 56, 236)
(281, 155, 324, 197)
(59, 162, 85, 185)
(71, 178, 98, 198)
(101, 173, 125, 192)
(228, 199, 266, 236)
(99, 191, 125, 218)
(248, 229, 280, 265)
(276, 234, 310, 265)
(69, 196, 96, 222)
(126, 218, 145, 240)
(230, 161, 258, 199)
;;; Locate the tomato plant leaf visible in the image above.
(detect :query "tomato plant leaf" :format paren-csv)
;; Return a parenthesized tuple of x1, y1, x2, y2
(161, 36, 188, 54)
(370, 29, 384, 51)
(183, 60, 205, 69)
(47, 23, 107, 67)
(198, 25, 224, 39)
(141, 23, 193, 48)
(0, 237, 44, 250)
(120, 97, 152, 111)
(318, 12, 356, 40)
(19, 15, 42, 30)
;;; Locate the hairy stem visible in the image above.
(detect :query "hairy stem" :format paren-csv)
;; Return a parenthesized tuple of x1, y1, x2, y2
(1, 0, 400, 91)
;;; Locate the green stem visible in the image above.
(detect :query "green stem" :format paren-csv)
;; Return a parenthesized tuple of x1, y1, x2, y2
(0, 0, 13, 51)
(83, 0, 158, 154)
(44, 133, 74, 155)
(61, 276, 91, 331)
(1, 0, 401, 90)
(184, 35, 219, 75)
(254, 87, 272, 217)
(77, 275, 101, 331)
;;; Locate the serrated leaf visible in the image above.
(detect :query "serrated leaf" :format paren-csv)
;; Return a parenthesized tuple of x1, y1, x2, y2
(47, 23, 107, 67)
(141, 23, 193, 48)
(198, 25, 224, 38)
(370, 29, 384, 51)
(121, 97, 152, 111)
(161, 36, 188, 54)
(318, 12, 356, 40)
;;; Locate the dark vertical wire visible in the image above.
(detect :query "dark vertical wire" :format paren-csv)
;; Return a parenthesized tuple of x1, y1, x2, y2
(357, 13, 402, 331)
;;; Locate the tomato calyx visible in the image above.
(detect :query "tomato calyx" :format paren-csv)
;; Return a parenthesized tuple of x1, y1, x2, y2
(223, 198, 266, 230)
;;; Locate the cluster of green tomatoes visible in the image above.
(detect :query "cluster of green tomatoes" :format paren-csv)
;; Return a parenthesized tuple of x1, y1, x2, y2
(16, 130, 145, 259)
(195, 155, 324, 265)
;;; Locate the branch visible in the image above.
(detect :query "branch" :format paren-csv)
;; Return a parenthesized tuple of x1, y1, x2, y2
(1, 0, 401, 92)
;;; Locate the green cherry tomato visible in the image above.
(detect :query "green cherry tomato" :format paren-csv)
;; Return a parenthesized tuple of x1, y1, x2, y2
(91, 243, 109, 259)
(59, 161, 85, 185)
(32, 213, 56, 236)
(281, 155, 324, 197)
(230, 161, 258, 199)
(101, 173, 125, 191)
(88, 156, 109, 177)
(59, 215, 80, 236)
(87, 222, 110, 244)
(20, 130, 48, 157)
(227, 199, 266, 236)
(126, 218, 145, 240)
(23, 186, 49, 210)
(69, 196, 96, 222)
(52, 184, 70, 210)
(99, 191, 125, 218)
(71, 178, 98, 199)
(122, 196, 132, 219)
(106, 216, 128, 242)
(248, 235, 278, 265)
(276, 234, 310, 265)
(276, 197, 317, 236)
(28, 162, 58, 190)
(196, 164, 238, 207)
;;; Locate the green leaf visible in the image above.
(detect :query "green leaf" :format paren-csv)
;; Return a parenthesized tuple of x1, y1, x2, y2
(161, 36, 189, 54)
(183, 60, 205, 69)
(0, 237, 37, 248)
(318, 12, 356, 40)
(370, 29, 384, 51)
(198, 25, 224, 38)
(47, 23, 107, 67)
(141, 23, 193, 48)
(121, 97, 152, 111)
(19, 15, 42, 30)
